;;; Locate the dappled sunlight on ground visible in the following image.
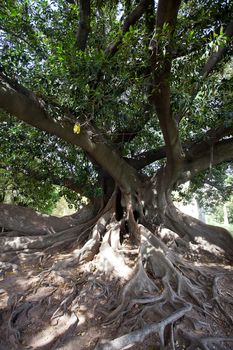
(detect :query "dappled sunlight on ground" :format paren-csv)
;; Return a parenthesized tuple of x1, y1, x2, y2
(0, 234, 233, 350)
(27, 313, 79, 348)
(0, 250, 128, 349)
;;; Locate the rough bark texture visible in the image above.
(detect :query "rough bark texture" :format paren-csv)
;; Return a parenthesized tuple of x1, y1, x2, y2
(76, 0, 91, 51)
(0, 203, 78, 235)
(165, 200, 233, 259)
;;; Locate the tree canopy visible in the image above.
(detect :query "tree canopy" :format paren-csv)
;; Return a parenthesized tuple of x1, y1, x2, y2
(0, 0, 232, 212)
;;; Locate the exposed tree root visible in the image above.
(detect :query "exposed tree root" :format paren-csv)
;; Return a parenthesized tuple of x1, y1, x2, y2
(7, 301, 33, 348)
(0, 203, 233, 350)
(165, 202, 233, 259)
(0, 203, 78, 235)
(51, 212, 111, 271)
(94, 223, 233, 349)
(101, 260, 157, 326)
(211, 273, 233, 325)
(181, 331, 233, 350)
(95, 304, 192, 350)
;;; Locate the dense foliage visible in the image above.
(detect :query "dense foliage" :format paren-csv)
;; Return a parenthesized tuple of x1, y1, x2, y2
(0, 0, 232, 212)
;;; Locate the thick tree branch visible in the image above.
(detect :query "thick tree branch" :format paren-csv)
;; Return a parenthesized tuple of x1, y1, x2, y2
(127, 146, 166, 169)
(76, 0, 91, 51)
(181, 138, 233, 183)
(150, 0, 183, 173)
(186, 125, 233, 158)
(201, 21, 233, 77)
(0, 73, 141, 192)
(127, 125, 233, 169)
(105, 0, 151, 58)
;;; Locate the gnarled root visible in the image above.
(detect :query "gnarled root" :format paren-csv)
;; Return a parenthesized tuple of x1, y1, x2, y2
(95, 304, 192, 350)
(1, 205, 233, 350)
(181, 331, 233, 350)
(165, 202, 233, 259)
(51, 212, 111, 271)
(97, 223, 233, 349)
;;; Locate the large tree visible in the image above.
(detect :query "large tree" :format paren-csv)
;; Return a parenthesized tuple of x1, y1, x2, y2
(0, 0, 233, 348)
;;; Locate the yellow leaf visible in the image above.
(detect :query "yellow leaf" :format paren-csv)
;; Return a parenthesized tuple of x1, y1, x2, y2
(73, 123, 81, 134)
(5, 271, 16, 276)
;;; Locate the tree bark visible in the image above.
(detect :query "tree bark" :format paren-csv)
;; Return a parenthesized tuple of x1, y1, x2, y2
(165, 199, 233, 258)
(76, 0, 91, 51)
(0, 203, 78, 235)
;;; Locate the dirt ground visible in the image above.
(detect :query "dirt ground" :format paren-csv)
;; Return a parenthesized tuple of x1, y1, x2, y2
(0, 236, 233, 350)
